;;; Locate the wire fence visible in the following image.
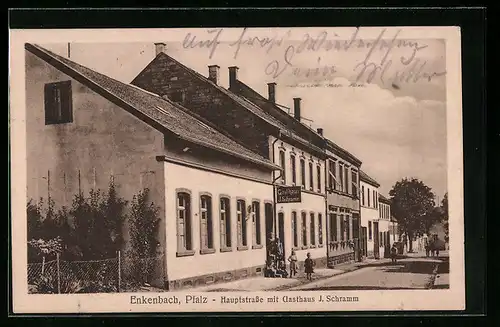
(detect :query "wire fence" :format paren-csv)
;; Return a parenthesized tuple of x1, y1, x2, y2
(27, 252, 164, 294)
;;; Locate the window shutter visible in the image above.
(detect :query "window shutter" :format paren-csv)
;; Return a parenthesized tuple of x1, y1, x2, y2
(44, 83, 56, 123)
(60, 81, 73, 123)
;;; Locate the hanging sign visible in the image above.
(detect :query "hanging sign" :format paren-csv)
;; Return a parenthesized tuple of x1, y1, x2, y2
(276, 186, 302, 203)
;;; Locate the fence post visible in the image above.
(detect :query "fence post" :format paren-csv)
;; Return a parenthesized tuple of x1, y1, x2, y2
(117, 251, 121, 293)
(41, 256, 45, 275)
(56, 253, 61, 294)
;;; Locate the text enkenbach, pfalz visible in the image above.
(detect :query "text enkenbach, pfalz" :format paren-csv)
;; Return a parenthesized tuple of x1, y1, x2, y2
(129, 294, 359, 305)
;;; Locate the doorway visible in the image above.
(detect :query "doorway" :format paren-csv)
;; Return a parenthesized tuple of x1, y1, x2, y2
(265, 203, 274, 249)
(278, 212, 285, 259)
(373, 222, 380, 259)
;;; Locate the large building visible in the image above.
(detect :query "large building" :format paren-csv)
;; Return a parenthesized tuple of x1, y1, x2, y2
(359, 170, 381, 259)
(131, 43, 329, 270)
(25, 43, 281, 290)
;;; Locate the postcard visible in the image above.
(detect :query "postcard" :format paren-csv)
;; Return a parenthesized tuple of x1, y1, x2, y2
(9, 26, 464, 313)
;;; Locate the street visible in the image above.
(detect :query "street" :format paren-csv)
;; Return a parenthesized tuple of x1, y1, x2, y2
(287, 255, 449, 291)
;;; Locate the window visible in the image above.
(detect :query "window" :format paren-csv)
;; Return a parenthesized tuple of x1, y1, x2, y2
(252, 201, 261, 247)
(345, 215, 350, 240)
(351, 170, 358, 197)
(279, 150, 286, 184)
(309, 162, 314, 190)
(339, 164, 344, 191)
(300, 159, 306, 189)
(220, 197, 231, 250)
(361, 185, 365, 205)
(44, 81, 73, 125)
(237, 200, 247, 248)
(317, 165, 321, 192)
(328, 160, 336, 190)
(177, 192, 193, 254)
(318, 213, 323, 245)
(301, 212, 307, 246)
(169, 90, 185, 103)
(200, 195, 213, 252)
(330, 213, 337, 242)
(367, 188, 371, 207)
(290, 154, 297, 185)
(344, 166, 349, 193)
(291, 211, 298, 248)
(340, 214, 345, 241)
(310, 213, 316, 246)
(368, 221, 372, 240)
(373, 190, 377, 209)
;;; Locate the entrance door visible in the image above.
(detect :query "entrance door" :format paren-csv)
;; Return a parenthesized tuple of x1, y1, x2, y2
(361, 227, 368, 257)
(278, 212, 285, 259)
(265, 203, 274, 249)
(373, 222, 380, 259)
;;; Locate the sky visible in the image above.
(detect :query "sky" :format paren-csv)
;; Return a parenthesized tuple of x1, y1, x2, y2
(40, 28, 448, 200)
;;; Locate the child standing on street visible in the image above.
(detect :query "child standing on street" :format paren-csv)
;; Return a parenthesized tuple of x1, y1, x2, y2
(304, 252, 315, 281)
(288, 250, 298, 278)
(390, 244, 398, 263)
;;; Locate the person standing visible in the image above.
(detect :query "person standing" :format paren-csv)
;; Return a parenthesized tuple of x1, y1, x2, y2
(288, 250, 298, 278)
(304, 252, 315, 281)
(390, 243, 398, 263)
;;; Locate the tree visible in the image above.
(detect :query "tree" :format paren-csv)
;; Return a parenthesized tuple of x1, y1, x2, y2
(389, 178, 436, 252)
(127, 188, 161, 285)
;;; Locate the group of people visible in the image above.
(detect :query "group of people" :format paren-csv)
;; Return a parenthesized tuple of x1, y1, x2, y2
(287, 250, 315, 281)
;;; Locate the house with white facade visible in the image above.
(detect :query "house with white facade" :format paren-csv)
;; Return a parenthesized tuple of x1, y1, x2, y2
(131, 43, 329, 271)
(359, 170, 381, 259)
(25, 43, 281, 290)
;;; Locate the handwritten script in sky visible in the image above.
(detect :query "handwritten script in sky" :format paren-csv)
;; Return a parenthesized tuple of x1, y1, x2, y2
(181, 28, 447, 88)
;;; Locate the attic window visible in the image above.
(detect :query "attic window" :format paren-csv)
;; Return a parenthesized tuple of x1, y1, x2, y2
(44, 81, 73, 125)
(169, 91, 185, 103)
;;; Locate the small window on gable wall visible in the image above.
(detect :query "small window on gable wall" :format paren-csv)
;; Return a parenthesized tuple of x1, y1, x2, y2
(169, 90, 185, 103)
(44, 81, 73, 125)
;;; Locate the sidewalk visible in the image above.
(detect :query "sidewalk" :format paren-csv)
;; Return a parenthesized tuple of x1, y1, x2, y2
(186, 258, 393, 292)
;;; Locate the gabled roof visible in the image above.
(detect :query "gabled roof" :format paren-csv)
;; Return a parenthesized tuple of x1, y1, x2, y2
(26, 43, 279, 171)
(379, 194, 391, 204)
(234, 80, 361, 164)
(359, 170, 380, 187)
(131, 53, 325, 157)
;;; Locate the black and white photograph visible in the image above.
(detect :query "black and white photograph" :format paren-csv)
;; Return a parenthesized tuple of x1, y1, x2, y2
(10, 26, 465, 313)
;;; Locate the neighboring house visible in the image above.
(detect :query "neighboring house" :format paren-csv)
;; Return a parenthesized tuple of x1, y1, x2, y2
(131, 43, 329, 269)
(378, 194, 392, 258)
(324, 139, 363, 266)
(390, 215, 400, 244)
(359, 170, 381, 259)
(25, 43, 280, 290)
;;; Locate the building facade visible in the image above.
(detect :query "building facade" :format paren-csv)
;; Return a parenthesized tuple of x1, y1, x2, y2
(324, 140, 362, 266)
(359, 171, 381, 259)
(131, 44, 329, 270)
(25, 43, 280, 290)
(378, 194, 392, 258)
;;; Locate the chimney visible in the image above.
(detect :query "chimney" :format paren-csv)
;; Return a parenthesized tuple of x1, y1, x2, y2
(293, 98, 302, 121)
(228, 66, 239, 89)
(268, 82, 276, 103)
(154, 42, 166, 56)
(208, 65, 220, 85)
(317, 128, 323, 136)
